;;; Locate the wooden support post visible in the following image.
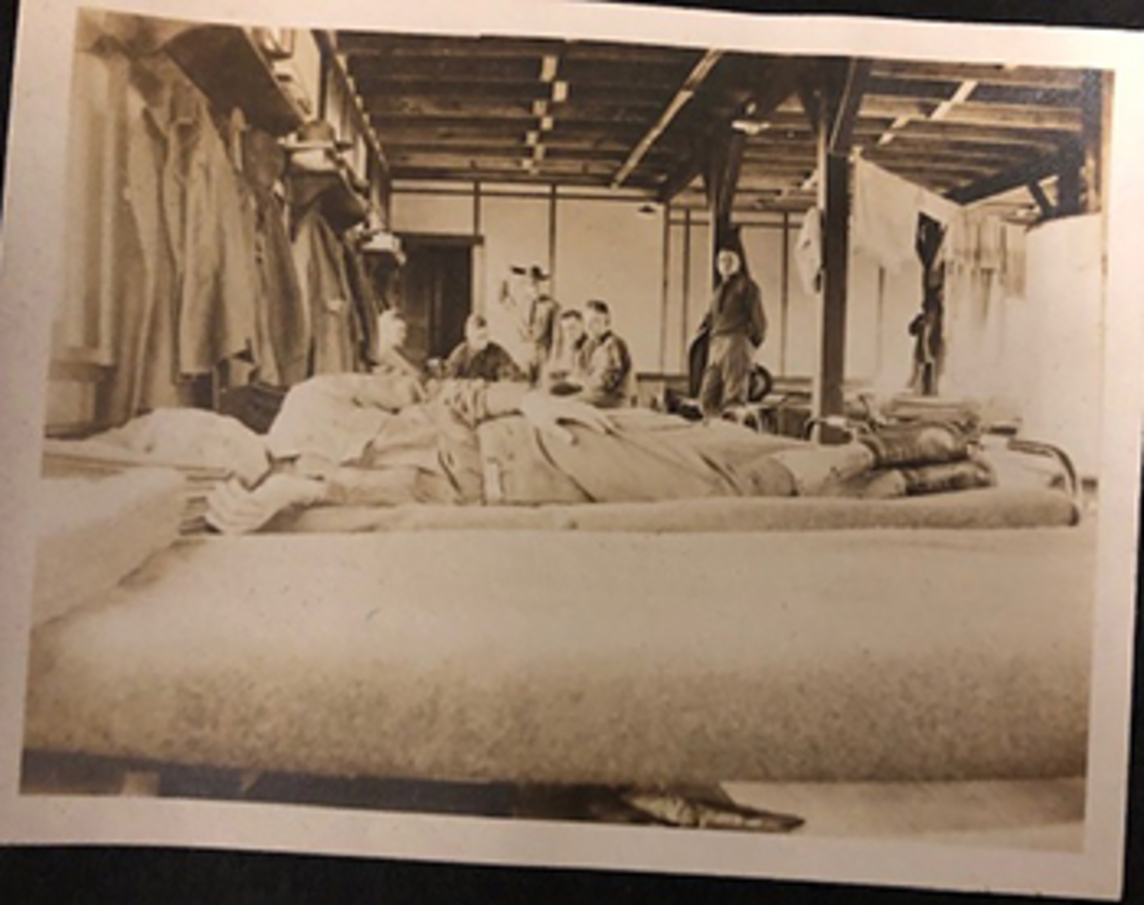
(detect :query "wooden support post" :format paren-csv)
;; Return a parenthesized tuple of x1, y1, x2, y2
(812, 63, 858, 442)
(704, 128, 747, 285)
(780, 211, 790, 376)
(660, 202, 671, 374)
(547, 184, 558, 297)
(1080, 69, 1104, 214)
(1056, 144, 1083, 217)
(816, 141, 850, 437)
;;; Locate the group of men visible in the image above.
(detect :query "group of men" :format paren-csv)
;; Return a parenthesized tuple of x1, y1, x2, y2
(440, 245, 767, 418)
(451, 270, 635, 410)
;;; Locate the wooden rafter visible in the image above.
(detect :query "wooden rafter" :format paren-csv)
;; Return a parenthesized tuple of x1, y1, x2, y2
(657, 57, 810, 202)
(829, 58, 871, 154)
(612, 49, 724, 188)
(944, 150, 1064, 205)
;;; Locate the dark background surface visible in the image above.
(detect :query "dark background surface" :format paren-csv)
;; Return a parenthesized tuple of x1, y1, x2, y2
(1, 1, 1141, 902)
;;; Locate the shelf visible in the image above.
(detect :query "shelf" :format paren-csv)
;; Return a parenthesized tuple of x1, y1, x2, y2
(165, 25, 306, 136)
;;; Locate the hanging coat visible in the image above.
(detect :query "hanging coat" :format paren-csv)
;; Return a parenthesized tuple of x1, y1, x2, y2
(291, 202, 357, 375)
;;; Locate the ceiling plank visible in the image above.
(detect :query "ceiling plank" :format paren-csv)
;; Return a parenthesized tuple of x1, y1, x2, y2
(870, 61, 1086, 90)
(612, 49, 724, 188)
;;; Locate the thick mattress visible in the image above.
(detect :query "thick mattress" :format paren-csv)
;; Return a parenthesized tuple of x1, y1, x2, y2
(23, 527, 1095, 785)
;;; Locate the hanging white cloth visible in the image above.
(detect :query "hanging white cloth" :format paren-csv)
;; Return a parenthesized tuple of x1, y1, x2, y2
(794, 207, 823, 295)
(852, 158, 960, 272)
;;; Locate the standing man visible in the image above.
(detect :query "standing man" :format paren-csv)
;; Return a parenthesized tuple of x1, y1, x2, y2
(499, 265, 560, 386)
(576, 300, 633, 409)
(445, 314, 524, 382)
(699, 247, 767, 419)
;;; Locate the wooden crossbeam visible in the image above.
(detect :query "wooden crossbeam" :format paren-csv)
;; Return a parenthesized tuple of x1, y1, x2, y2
(1026, 180, 1056, 216)
(944, 151, 1064, 205)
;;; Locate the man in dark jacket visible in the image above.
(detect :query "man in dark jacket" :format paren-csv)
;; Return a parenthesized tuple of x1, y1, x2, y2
(699, 247, 767, 418)
(445, 314, 523, 382)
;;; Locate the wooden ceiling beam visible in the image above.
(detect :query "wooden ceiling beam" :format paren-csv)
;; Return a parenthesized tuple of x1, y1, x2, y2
(657, 58, 810, 202)
(829, 58, 871, 154)
(339, 32, 693, 65)
(364, 98, 668, 123)
(612, 49, 724, 188)
(870, 61, 1085, 90)
(354, 78, 670, 107)
(388, 167, 658, 188)
(337, 32, 565, 59)
(944, 151, 1063, 204)
(386, 143, 676, 164)
(882, 119, 1075, 148)
(368, 112, 657, 130)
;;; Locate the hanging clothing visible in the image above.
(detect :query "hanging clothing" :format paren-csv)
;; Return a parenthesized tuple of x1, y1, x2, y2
(794, 208, 823, 295)
(249, 185, 308, 384)
(240, 128, 309, 386)
(853, 158, 960, 273)
(134, 57, 261, 378)
(291, 202, 358, 376)
(343, 240, 382, 370)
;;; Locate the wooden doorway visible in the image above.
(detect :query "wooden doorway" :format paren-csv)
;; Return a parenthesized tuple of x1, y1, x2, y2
(397, 235, 480, 367)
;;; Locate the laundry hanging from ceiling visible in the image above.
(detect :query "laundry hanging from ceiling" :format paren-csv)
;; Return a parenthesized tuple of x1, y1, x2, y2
(851, 157, 961, 273)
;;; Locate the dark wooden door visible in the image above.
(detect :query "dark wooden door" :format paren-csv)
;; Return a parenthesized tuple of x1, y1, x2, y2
(398, 239, 474, 367)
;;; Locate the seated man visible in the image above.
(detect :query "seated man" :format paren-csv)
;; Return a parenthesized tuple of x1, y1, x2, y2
(372, 310, 422, 381)
(575, 299, 633, 409)
(444, 314, 523, 382)
(205, 369, 988, 534)
(543, 309, 589, 393)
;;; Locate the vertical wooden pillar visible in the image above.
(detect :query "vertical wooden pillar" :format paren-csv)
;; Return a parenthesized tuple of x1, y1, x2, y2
(681, 207, 692, 367)
(1080, 69, 1106, 215)
(814, 111, 851, 433)
(780, 211, 790, 376)
(547, 184, 558, 297)
(660, 202, 671, 373)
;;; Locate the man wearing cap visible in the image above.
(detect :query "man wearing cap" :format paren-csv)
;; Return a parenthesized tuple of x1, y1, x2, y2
(445, 314, 523, 382)
(699, 247, 767, 419)
(501, 265, 559, 385)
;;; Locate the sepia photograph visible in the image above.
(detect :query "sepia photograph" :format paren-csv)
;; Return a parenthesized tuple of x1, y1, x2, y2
(1, 0, 1142, 900)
